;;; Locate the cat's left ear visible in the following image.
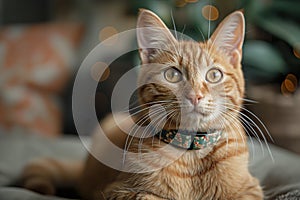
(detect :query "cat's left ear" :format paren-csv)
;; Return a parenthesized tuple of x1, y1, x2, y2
(208, 11, 245, 67)
(137, 9, 177, 64)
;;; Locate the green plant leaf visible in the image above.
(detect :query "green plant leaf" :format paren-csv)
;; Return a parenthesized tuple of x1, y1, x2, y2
(255, 14, 300, 48)
(243, 40, 286, 78)
(271, 1, 300, 20)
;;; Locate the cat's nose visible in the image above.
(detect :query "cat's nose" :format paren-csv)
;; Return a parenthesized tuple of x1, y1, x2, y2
(187, 92, 203, 105)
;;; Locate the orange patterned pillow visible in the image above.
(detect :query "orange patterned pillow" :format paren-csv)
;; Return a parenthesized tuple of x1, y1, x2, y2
(0, 23, 84, 137)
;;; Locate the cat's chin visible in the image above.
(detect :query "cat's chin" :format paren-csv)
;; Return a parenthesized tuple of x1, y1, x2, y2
(177, 111, 221, 132)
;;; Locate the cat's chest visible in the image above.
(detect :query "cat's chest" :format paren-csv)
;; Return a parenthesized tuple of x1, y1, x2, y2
(120, 137, 249, 199)
(155, 152, 223, 198)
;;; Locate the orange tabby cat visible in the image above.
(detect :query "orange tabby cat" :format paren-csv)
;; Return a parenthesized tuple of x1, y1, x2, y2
(22, 9, 263, 200)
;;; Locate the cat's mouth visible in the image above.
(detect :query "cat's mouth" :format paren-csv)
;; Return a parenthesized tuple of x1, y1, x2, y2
(182, 106, 212, 118)
(175, 105, 222, 131)
(190, 109, 210, 117)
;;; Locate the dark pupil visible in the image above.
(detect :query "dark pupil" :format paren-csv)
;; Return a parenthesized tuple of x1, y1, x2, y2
(213, 71, 217, 78)
(169, 70, 177, 79)
(172, 71, 178, 77)
(212, 71, 218, 79)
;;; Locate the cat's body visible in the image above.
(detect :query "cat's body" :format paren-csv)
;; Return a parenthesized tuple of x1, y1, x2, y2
(21, 9, 263, 200)
(103, 133, 261, 200)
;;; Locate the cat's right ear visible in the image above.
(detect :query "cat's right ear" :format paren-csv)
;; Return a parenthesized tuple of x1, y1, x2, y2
(137, 9, 177, 64)
(208, 11, 245, 68)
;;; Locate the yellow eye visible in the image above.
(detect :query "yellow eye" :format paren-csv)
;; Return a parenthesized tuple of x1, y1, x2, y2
(164, 67, 182, 83)
(206, 68, 223, 83)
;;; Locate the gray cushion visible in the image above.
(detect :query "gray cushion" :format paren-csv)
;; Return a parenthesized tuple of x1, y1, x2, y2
(249, 139, 300, 199)
(0, 187, 71, 200)
(0, 132, 300, 200)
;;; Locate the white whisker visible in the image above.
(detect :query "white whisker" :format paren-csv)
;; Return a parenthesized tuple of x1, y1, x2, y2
(221, 103, 274, 162)
(170, 9, 178, 40)
(219, 109, 256, 160)
(123, 106, 170, 164)
(240, 97, 258, 104)
(219, 104, 265, 157)
(197, 27, 206, 42)
(218, 111, 245, 154)
(207, 1, 212, 39)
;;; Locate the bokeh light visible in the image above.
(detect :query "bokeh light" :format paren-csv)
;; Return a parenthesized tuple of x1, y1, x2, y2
(185, 0, 198, 3)
(91, 62, 110, 82)
(281, 73, 298, 96)
(281, 81, 290, 96)
(286, 73, 298, 88)
(202, 5, 219, 21)
(99, 26, 118, 45)
(284, 79, 296, 92)
(293, 44, 300, 59)
(176, 0, 186, 7)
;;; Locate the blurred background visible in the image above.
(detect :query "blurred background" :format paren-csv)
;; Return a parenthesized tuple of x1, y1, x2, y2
(0, 0, 300, 154)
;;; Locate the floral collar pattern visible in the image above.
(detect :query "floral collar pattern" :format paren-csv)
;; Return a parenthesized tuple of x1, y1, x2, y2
(156, 129, 222, 150)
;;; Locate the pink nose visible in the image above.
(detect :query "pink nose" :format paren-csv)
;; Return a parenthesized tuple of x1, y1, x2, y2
(187, 93, 203, 105)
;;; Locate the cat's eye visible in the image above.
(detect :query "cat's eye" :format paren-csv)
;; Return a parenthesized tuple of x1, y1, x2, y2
(164, 67, 182, 83)
(206, 68, 223, 83)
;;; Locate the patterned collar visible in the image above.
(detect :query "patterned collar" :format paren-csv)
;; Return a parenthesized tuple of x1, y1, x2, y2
(156, 129, 222, 150)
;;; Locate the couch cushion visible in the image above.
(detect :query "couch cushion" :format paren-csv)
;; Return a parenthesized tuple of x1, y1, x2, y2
(0, 23, 84, 136)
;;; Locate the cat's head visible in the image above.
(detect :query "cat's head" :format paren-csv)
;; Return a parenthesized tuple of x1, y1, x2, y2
(136, 9, 245, 132)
